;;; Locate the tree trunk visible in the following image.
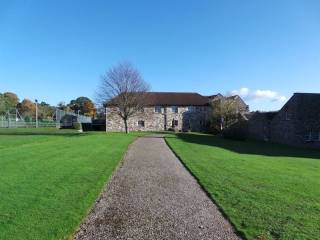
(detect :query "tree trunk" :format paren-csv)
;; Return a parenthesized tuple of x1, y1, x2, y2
(124, 118, 128, 134)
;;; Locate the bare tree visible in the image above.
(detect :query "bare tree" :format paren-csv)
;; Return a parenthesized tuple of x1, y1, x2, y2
(210, 97, 239, 131)
(97, 62, 150, 133)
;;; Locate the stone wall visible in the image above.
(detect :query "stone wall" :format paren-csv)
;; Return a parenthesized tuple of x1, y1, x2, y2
(247, 112, 277, 142)
(106, 106, 210, 132)
(246, 94, 320, 148)
(270, 94, 320, 148)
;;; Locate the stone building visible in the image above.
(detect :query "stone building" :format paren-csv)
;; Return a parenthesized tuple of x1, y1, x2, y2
(208, 94, 249, 114)
(247, 93, 320, 148)
(106, 92, 210, 132)
(270, 93, 320, 148)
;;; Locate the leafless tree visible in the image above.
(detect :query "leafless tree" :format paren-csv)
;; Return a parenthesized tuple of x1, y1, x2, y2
(97, 62, 150, 133)
(210, 97, 239, 131)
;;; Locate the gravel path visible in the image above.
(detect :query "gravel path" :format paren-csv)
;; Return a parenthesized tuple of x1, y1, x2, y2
(75, 136, 240, 240)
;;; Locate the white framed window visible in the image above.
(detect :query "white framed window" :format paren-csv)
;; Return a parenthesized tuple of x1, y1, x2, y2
(172, 106, 178, 113)
(138, 120, 145, 127)
(155, 106, 162, 113)
(172, 119, 178, 127)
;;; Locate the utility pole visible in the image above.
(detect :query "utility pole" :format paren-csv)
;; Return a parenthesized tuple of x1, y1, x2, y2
(35, 99, 38, 128)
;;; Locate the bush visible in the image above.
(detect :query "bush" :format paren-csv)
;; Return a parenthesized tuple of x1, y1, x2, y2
(222, 120, 248, 141)
(72, 122, 82, 130)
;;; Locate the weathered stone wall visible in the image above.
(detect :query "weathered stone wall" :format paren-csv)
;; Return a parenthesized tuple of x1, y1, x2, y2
(246, 94, 320, 148)
(270, 94, 320, 148)
(106, 106, 210, 132)
(247, 112, 277, 142)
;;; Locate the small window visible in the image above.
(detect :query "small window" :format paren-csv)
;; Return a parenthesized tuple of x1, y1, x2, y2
(318, 131, 320, 141)
(172, 119, 178, 127)
(172, 106, 178, 113)
(138, 120, 145, 127)
(155, 106, 162, 113)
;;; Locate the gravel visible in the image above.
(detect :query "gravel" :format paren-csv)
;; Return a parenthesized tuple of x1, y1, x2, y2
(74, 136, 241, 240)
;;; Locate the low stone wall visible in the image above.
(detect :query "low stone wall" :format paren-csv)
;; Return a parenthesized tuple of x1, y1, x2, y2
(247, 112, 277, 142)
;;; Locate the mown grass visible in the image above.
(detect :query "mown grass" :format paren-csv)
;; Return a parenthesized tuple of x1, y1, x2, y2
(165, 133, 320, 240)
(0, 128, 139, 240)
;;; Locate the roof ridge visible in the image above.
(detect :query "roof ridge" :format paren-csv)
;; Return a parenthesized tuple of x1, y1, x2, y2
(147, 91, 201, 94)
(294, 92, 320, 95)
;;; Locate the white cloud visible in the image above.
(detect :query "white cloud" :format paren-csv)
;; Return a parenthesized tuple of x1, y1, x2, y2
(228, 87, 287, 102)
(230, 87, 250, 98)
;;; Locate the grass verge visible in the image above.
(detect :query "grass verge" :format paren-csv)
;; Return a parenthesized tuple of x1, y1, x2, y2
(0, 128, 138, 239)
(165, 133, 320, 240)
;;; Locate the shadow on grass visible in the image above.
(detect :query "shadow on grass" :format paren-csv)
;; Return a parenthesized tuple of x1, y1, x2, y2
(170, 133, 320, 159)
(0, 128, 85, 137)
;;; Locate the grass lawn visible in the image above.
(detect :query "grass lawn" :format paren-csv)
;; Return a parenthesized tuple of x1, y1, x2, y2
(0, 128, 139, 240)
(165, 133, 320, 240)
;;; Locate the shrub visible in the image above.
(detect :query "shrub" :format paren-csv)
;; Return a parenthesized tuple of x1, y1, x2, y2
(72, 122, 82, 130)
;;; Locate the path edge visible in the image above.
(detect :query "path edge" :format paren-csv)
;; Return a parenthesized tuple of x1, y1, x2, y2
(163, 136, 246, 240)
(70, 136, 140, 240)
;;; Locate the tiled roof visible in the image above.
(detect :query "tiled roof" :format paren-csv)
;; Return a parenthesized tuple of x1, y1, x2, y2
(107, 92, 210, 106)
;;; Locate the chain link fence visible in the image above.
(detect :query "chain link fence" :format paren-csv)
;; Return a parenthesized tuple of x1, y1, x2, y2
(0, 109, 92, 128)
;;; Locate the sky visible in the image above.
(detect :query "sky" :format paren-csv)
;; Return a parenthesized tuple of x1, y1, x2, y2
(1, 0, 320, 111)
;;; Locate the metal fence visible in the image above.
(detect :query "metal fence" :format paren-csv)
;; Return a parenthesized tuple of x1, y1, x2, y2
(0, 108, 92, 128)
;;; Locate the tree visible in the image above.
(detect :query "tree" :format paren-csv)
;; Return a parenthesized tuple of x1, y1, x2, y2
(3, 92, 19, 109)
(18, 99, 36, 120)
(83, 101, 96, 117)
(57, 102, 69, 111)
(0, 92, 19, 114)
(210, 97, 239, 132)
(97, 62, 150, 133)
(69, 97, 96, 117)
(38, 101, 55, 120)
(0, 93, 6, 114)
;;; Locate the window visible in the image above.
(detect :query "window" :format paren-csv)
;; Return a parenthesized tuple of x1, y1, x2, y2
(172, 106, 178, 113)
(138, 120, 145, 127)
(155, 106, 162, 113)
(172, 119, 178, 127)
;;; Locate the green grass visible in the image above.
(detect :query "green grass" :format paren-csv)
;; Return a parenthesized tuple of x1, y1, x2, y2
(0, 128, 139, 240)
(165, 133, 320, 240)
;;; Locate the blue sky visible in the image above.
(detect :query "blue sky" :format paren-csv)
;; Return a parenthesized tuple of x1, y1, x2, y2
(1, 0, 320, 111)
